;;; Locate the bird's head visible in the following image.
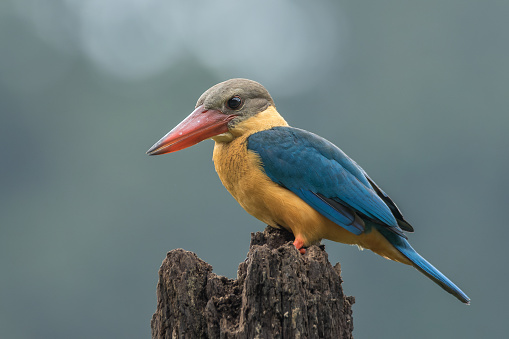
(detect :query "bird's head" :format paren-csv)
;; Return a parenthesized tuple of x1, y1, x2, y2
(146, 78, 276, 155)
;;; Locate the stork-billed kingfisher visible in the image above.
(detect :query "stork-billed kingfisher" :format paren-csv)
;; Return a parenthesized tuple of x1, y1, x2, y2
(147, 78, 470, 304)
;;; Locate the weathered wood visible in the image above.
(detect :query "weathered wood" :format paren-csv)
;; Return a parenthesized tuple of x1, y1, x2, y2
(151, 226, 354, 339)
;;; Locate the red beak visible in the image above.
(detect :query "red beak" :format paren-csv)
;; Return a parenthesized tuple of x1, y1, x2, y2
(146, 105, 236, 155)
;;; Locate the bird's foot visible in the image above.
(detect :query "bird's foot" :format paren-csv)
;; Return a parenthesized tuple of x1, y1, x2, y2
(293, 237, 306, 255)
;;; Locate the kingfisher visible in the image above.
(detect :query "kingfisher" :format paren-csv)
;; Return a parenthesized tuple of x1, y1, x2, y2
(147, 78, 470, 304)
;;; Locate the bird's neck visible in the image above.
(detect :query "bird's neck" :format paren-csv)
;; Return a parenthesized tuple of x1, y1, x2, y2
(211, 106, 288, 143)
(211, 106, 288, 199)
(231, 106, 289, 137)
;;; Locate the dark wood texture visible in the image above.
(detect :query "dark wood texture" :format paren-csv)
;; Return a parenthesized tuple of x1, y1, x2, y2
(151, 227, 354, 339)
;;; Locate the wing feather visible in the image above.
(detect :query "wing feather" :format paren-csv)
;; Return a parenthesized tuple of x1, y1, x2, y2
(248, 127, 408, 237)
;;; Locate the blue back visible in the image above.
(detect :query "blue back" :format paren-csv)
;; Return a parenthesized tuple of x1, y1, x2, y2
(247, 126, 405, 236)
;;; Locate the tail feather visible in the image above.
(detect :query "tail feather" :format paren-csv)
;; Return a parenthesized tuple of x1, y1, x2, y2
(379, 228, 470, 304)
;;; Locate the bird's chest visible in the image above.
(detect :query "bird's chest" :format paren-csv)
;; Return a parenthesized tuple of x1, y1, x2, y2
(212, 138, 280, 225)
(213, 138, 267, 198)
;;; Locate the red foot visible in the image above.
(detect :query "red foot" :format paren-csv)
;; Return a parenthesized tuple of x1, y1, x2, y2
(293, 237, 306, 255)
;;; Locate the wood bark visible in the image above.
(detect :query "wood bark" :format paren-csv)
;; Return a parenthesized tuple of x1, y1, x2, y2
(151, 226, 354, 339)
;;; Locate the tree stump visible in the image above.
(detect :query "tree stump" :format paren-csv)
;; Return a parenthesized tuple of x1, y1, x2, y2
(151, 226, 354, 339)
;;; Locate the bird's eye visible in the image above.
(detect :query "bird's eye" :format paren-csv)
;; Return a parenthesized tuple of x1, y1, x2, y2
(227, 96, 242, 110)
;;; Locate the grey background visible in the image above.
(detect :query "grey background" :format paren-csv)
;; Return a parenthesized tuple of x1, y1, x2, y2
(1, 1, 507, 338)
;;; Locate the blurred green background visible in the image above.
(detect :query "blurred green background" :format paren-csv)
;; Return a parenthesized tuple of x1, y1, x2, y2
(1, 0, 507, 338)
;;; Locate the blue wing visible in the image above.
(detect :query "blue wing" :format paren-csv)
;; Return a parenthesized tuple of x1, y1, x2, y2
(247, 126, 408, 237)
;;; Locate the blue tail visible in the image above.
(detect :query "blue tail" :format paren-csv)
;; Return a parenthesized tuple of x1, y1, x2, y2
(379, 227, 470, 304)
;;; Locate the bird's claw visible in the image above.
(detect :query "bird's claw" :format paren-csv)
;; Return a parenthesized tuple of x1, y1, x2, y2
(293, 237, 306, 254)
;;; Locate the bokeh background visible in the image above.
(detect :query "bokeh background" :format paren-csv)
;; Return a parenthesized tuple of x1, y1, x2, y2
(1, 0, 507, 338)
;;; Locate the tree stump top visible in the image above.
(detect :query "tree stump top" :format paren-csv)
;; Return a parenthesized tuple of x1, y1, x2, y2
(151, 226, 354, 339)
